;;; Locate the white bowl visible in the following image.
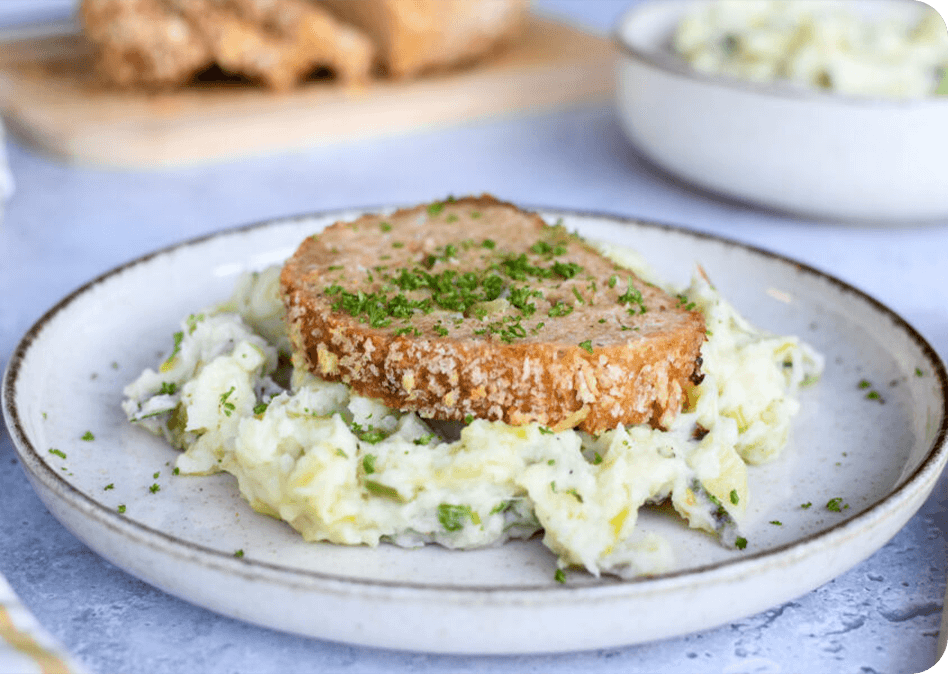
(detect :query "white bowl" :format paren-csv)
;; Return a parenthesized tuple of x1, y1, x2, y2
(614, 0, 948, 224)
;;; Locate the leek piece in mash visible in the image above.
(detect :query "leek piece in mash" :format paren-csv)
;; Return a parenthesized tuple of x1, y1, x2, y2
(123, 257, 822, 579)
(672, 0, 948, 99)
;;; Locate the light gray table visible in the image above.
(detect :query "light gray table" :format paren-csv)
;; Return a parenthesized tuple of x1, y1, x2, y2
(1, 2, 946, 673)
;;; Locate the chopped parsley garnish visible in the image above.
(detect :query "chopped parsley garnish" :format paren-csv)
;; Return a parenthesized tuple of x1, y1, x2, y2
(335, 448, 348, 458)
(858, 379, 871, 389)
(446, 214, 459, 223)
(538, 426, 554, 435)
(735, 537, 748, 550)
(826, 497, 849, 512)
(413, 433, 435, 446)
(234, 549, 244, 558)
(471, 211, 482, 219)
(364, 480, 400, 500)
(571, 287, 585, 305)
(769, 520, 783, 526)
(49, 448, 66, 459)
(729, 489, 739, 505)
(81, 431, 95, 441)
(552, 261, 583, 279)
(117, 505, 126, 514)
(185, 313, 205, 334)
(548, 301, 573, 318)
(481, 239, 495, 249)
(149, 483, 160, 494)
(592, 452, 603, 465)
(158, 382, 178, 396)
(464, 414, 474, 424)
(165, 331, 184, 363)
(547, 459, 556, 466)
(915, 367, 924, 377)
(427, 202, 445, 216)
(578, 340, 593, 354)
(104, 483, 114, 491)
(173, 467, 180, 475)
(607, 275, 618, 288)
(253, 402, 269, 415)
(352, 423, 388, 444)
(554, 569, 567, 584)
(617, 277, 647, 314)
(219, 387, 236, 417)
(362, 454, 377, 474)
(392, 241, 404, 249)
(438, 503, 478, 532)
(393, 326, 421, 337)
(153, 471, 160, 479)
(565, 488, 583, 503)
(865, 391, 882, 401)
(801, 502, 812, 509)
(380, 222, 392, 232)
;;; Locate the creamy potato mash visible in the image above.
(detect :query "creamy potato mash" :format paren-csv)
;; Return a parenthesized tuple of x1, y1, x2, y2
(123, 250, 822, 579)
(672, 0, 948, 99)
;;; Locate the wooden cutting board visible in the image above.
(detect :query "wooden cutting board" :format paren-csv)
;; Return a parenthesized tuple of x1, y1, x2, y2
(0, 15, 616, 169)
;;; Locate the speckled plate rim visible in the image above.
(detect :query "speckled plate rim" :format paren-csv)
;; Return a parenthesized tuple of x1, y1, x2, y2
(612, 0, 948, 108)
(3, 207, 947, 647)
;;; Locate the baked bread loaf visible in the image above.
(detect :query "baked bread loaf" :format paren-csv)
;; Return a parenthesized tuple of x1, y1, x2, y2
(80, 0, 526, 89)
(317, 0, 530, 78)
(281, 196, 706, 435)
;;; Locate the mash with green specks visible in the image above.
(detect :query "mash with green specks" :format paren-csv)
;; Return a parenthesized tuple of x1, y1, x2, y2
(123, 243, 822, 579)
(673, 0, 948, 99)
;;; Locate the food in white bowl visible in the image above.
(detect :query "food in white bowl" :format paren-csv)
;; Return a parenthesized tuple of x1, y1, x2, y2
(614, 0, 948, 223)
(673, 0, 948, 99)
(122, 197, 822, 580)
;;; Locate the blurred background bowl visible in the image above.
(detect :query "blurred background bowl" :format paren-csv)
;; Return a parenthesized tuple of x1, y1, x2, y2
(614, 0, 948, 224)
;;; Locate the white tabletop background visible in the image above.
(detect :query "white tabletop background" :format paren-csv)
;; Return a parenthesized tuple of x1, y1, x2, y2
(1, 1, 947, 673)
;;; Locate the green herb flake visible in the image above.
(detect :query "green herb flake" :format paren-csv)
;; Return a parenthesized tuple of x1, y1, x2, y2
(481, 238, 496, 249)
(48, 448, 66, 459)
(446, 214, 459, 223)
(730, 489, 739, 505)
(735, 537, 748, 550)
(579, 340, 594, 354)
(464, 414, 474, 424)
(153, 471, 160, 479)
(801, 502, 812, 509)
(471, 211, 482, 219)
(234, 549, 244, 558)
(607, 275, 618, 288)
(547, 459, 556, 466)
(81, 431, 95, 442)
(915, 367, 924, 377)
(173, 467, 180, 475)
(158, 382, 177, 396)
(865, 390, 882, 401)
(554, 568, 567, 584)
(364, 480, 401, 500)
(219, 387, 236, 417)
(362, 454, 377, 475)
(392, 241, 405, 249)
(149, 483, 161, 494)
(380, 222, 392, 232)
(253, 402, 268, 415)
(117, 504, 126, 514)
(413, 434, 435, 446)
(104, 483, 114, 491)
(770, 520, 783, 526)
(427, 202, 445, 216)
(858, 379, 871, 389)
(592, 452, 603, 465)
(538, 426, 554, 435)
(826, 497, 848, 512)
(438, 503, 477, 532)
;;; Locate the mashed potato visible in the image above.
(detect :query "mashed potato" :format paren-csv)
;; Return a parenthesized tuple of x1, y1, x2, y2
(672, 0, 948, 99)
(123, 250, 822, 579)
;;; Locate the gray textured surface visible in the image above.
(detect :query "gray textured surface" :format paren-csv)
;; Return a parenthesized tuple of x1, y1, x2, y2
(1, 1, 947, 672)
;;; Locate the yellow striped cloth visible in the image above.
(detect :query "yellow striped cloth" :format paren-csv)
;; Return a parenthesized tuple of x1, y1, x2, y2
(0, 575, 88, 674)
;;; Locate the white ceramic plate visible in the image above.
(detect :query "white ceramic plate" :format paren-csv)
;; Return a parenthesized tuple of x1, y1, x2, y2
(614, 0, 948, 223)
(3, 209, 947, 654)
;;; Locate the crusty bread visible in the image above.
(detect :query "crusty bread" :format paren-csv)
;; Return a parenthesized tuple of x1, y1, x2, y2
(317, 0, 529, 78)
(281, 196, 706, 435)
(81, 0, 375, 89)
